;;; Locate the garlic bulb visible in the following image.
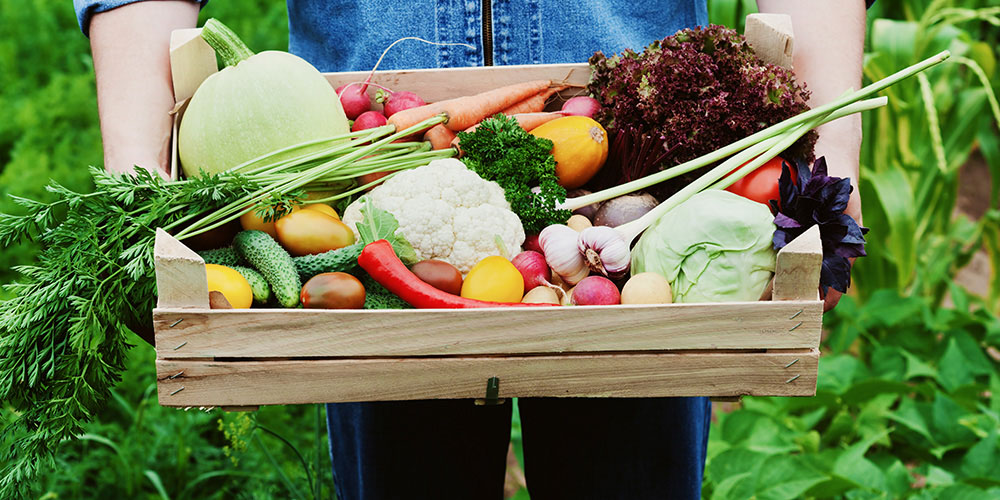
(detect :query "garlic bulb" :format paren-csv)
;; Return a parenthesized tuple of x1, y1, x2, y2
(538, 224, 589, 285)
(578, 226, 631, 278)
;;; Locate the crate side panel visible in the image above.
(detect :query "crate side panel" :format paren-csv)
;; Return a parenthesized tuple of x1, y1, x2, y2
(154, 300, 822, 359)
(156, 349, 818, 406)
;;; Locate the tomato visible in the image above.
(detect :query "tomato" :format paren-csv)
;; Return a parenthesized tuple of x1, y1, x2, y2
(411, 259, 463, 295)
(724, 157, 794, 207)
(240, 203, 299, 238)
(356, 171, 391, 190)
(302, 203, 340, 220)
(205, 264, 253, 309)
(300, 272, 366, 309)
(460, 256, 525, 303)
(275, 209, 356, 256)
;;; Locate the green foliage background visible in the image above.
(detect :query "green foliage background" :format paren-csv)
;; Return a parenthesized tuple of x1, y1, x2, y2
(0, 0, 998, 498)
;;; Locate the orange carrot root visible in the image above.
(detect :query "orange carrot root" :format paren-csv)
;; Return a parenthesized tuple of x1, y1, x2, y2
(501, 86, 568, 115)
(423, 124, 458, 150)
(450, 112, 566, 154)
(387, 79, 552, 133)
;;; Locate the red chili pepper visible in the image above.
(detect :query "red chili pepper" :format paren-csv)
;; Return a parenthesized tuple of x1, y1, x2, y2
(358, 240, 554, 309)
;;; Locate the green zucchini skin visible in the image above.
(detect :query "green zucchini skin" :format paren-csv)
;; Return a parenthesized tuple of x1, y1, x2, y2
(232, 230, 301, 308)
(292, 243, 364, 282)
(230, 265, 272, 305)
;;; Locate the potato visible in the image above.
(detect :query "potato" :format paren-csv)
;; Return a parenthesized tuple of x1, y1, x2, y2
(621, 272, 672, 304)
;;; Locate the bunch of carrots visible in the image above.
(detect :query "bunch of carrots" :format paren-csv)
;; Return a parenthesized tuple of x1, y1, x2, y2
(390, 79, 569, 150)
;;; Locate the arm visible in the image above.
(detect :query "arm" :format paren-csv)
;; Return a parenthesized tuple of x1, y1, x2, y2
(89, 1, 201, 177)
(756, 0, 867, 223)
(756, 0, 867, 310)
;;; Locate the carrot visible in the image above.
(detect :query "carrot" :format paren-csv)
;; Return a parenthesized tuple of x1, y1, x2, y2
(387, 79, 552, 133)
(501, 86, 568, 114)
(423, 124, 458, 150)
(451, 112, 567, 152)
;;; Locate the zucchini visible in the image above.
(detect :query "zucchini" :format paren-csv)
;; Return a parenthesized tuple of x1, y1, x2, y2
(231, 265, 271, 305)
(292, 243, 364, 282)
(232, 230, 301, 308)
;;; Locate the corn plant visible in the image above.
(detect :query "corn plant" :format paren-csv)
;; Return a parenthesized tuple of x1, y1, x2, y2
(855, 1, 1000, 310)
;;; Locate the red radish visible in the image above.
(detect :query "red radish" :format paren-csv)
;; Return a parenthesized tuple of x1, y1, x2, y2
(523, 234, 542, 254)
(571, 276, 620, 305)
(336, 83, 372, 120)
(511, 251, 551, 291)
(388, 79, 553, 132)
(502, 86, 568, 114)
(560, 96, 601, 118)
(351, 111, 388, 132)
(383, 91, 427, 117)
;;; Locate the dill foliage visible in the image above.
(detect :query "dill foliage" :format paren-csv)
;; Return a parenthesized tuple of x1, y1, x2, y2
(457, 115, 571, 233)
(0, 167, 257, 496)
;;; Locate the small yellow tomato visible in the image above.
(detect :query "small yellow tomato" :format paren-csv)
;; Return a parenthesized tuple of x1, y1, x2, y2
(239, 203, 299, 238)
(302, 203, 340, 220)
(205, 264, 253, 309)
(461, 256, 525, 303)
(275, 209, 356, 256)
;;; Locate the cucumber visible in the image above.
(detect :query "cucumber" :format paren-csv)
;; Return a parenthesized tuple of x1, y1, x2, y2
(231, 265, 271, 305)
(232, 230, 301, 308)
(198, 246, 243, 267)
(292, 243, 364, 282)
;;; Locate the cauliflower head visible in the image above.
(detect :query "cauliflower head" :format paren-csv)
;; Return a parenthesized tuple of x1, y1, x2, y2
(341, 158, 525, 274)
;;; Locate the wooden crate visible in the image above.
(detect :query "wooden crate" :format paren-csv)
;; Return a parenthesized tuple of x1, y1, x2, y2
(157, 17, 821, 408)
(153, 224, 822, 408)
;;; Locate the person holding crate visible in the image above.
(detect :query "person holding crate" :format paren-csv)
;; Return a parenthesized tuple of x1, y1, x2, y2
(77, 0, 869, 498)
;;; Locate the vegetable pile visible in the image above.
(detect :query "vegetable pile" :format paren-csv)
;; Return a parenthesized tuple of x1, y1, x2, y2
(0, 16, 951, 495)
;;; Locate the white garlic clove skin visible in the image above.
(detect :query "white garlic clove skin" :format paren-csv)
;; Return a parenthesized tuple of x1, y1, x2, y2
(539, 224, 590, 285)
(578, 226, 631, 278)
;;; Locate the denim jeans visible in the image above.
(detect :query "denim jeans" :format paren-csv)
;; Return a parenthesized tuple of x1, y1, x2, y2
(326, 397, 711, 500)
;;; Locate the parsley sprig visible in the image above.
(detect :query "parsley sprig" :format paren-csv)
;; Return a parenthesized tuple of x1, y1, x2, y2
(457, 114, 571, 233)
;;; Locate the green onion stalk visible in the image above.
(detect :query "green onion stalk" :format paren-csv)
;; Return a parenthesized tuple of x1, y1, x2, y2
(171, 114, 452, 240)
(561, 50, 952, 219)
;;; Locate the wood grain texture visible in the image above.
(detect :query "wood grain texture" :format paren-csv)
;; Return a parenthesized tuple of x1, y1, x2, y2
(156, 349, 818, 406)
(154, 229, 209, 309)
(744, 14, 795, 69)
(322, 63, 589, 108)
(154, 300, 821, 358)
(774, 225, 823, 301)
(168, 28, 217, 104)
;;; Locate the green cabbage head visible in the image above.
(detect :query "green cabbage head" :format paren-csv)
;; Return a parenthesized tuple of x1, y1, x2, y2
(631, 190, 776, 303)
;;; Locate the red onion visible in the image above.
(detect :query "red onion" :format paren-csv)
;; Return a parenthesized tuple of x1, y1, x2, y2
(511, 251, 551, 291)
(560, 96, 601, 118)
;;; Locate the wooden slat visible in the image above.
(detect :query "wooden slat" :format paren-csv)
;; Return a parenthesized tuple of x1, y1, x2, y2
(773, 225, 823, 301)
(156, 349, 818, 406)
(169, 28, 217, 104)
(744, 14, 795, 69)
(154, 299, 821, 359)
(154, 229, 208, 309)
(322, 63, 589, 107)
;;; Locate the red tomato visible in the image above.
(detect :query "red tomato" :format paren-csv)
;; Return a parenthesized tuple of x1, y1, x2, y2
(300, 272, 366, 309)
(724, 157, 795, 207)
(411, 259, 463, 295)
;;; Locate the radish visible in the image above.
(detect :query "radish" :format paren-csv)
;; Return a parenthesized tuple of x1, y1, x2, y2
(352, 111, 388, 132)
(560, 96, 601, 118)
(336, 83, 371, 120)
(523, 234, 542, 254)
(571, 276, 620, 305)
(511, 251, 551, 291)
(382, 91, 427, 117)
